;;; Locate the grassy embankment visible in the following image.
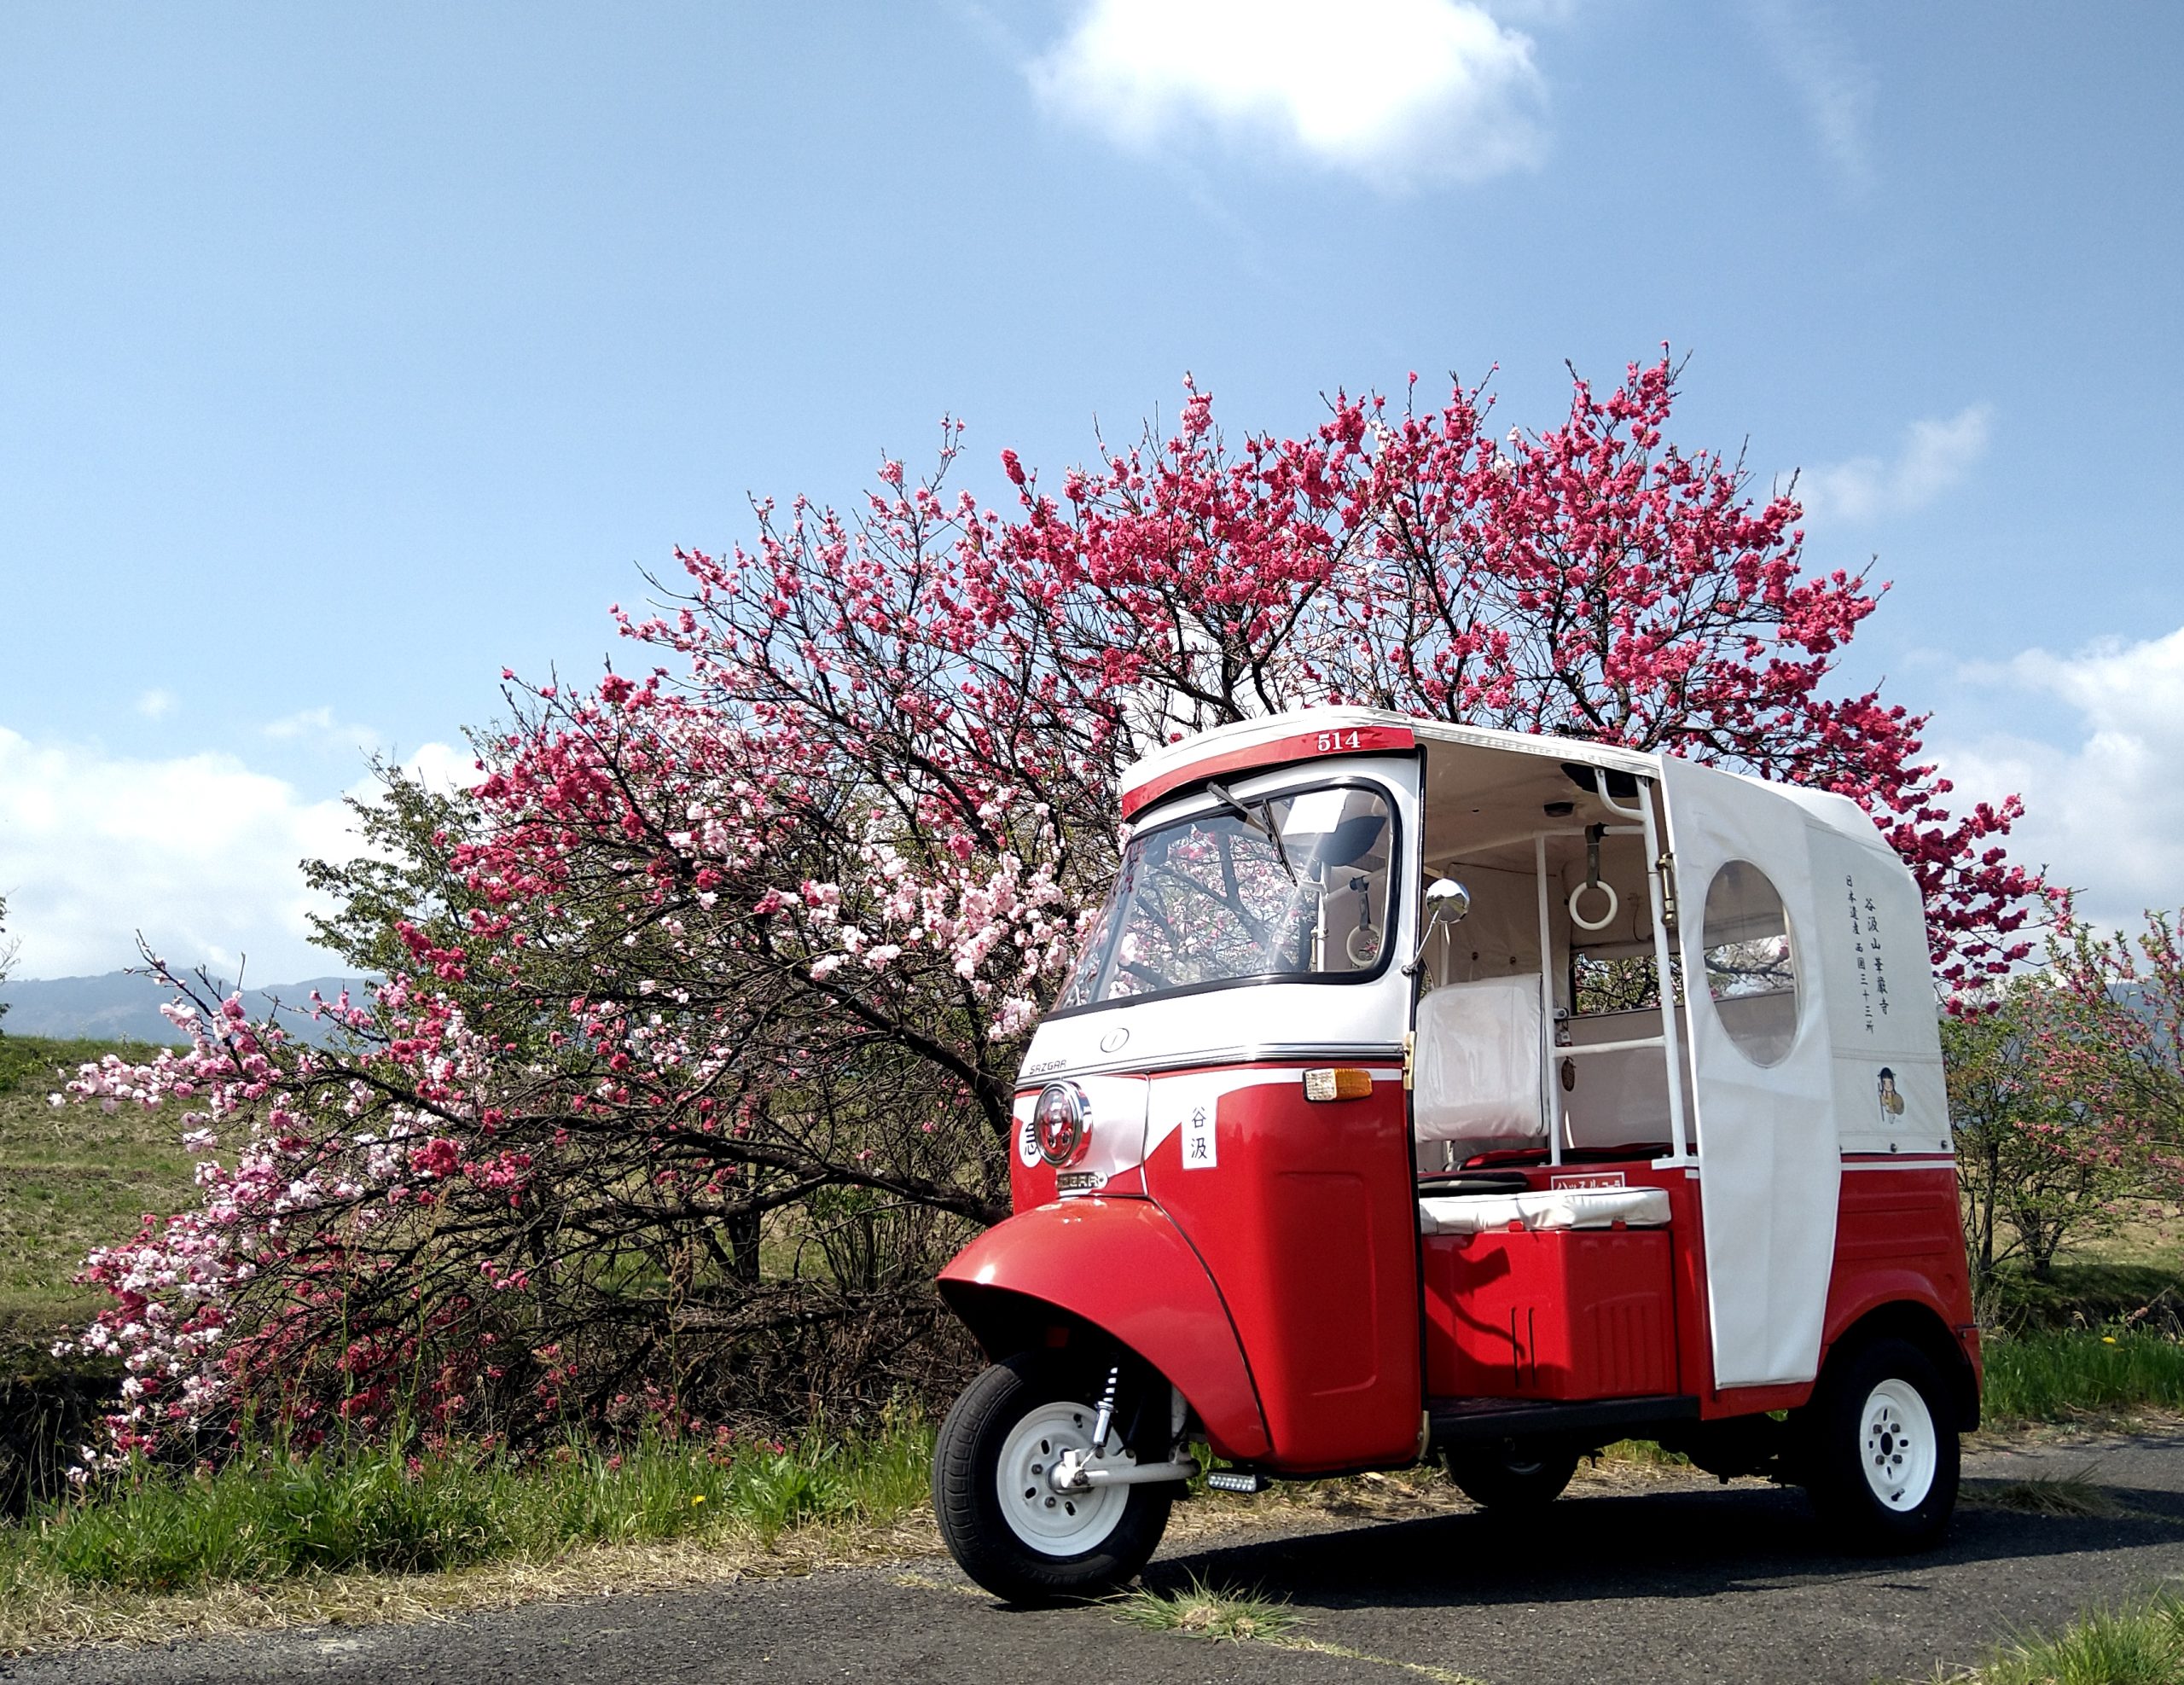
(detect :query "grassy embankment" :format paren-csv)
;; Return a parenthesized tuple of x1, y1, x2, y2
(0, 1034, 195, 1367)
(0, 1035, 200, 1519)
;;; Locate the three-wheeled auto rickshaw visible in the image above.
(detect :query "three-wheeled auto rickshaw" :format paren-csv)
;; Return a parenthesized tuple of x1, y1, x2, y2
(932, 708, 1977, 1604)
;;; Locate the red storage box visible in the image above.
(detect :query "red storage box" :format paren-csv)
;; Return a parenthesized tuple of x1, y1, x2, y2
(1422, 1227, 1676, 1400)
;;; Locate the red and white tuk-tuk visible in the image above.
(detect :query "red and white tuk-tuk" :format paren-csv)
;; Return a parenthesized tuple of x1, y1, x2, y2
(931, 708, 1978, 1604)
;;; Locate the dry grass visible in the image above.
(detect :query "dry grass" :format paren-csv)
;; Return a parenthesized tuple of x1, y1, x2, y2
(1960, 1471, 2122, 1519)
(1111, 1573, 1483, 1682)
(0, 1506, 941, 1657)
(1168, 1466, 1458, 1539)
(1968, 1410, 2184, 1455)
(1162, 1442, 1702, 1543)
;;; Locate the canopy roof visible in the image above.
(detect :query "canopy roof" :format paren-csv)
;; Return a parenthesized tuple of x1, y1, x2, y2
(1118, 706, 1889, 858)
(1123, 706, 1656, 821)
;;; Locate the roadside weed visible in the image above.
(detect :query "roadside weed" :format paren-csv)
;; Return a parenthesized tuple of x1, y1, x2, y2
(1960, 1471, 2118, 1519)
(1114, 1573, 1302, 1642)
(1963, 1592, 2184, 1685)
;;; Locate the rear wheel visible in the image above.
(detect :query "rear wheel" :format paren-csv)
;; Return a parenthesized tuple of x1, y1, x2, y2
(932, 1353, 1176, 1605)
(1444, 1438, 1579, 1509)
(1800, 1336, 1959, 1551)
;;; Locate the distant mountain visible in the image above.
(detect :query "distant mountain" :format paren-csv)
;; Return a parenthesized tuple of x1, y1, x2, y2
(0, 972, 375, 1046)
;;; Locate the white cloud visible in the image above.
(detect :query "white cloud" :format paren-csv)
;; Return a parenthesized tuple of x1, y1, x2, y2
(264, 706, 383, 755)
(135, 689, 177, 720)
(1031, 0, 1548, 189)
(404, 741, 478, 798)
(1798, 404, 1993, 524)
(1936, 625, 2184, 930)
(0, 728, 463, 982)
(1745, 0, 1876, 190)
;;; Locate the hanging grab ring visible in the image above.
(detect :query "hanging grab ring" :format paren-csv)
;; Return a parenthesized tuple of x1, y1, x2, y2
(1569, 879, 1620, 931)
(1568, 823, 1620, 932)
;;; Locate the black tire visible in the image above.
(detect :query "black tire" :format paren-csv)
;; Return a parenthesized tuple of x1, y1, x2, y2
(1799, 1336, 1960, 1552)
(1444, 1438, 1579, 1510)
(932, 1353, 1176, 1605)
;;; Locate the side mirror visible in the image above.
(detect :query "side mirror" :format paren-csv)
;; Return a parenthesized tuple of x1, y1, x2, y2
(1403, 878, 1472, 975)
(1424, 878, 1472, 926)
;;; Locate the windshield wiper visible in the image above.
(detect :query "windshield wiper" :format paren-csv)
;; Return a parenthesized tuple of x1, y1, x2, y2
(1205, 780, 1298, 884)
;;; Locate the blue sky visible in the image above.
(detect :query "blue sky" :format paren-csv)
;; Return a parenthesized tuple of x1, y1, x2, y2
(2, 0, 2180, 980)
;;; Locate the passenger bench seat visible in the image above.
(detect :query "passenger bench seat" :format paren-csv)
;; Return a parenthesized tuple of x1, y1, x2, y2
(1417, 1185, 1671, 1236)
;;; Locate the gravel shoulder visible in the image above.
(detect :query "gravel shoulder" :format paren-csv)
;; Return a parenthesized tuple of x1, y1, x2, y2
(9, 1429, 2184, 1685)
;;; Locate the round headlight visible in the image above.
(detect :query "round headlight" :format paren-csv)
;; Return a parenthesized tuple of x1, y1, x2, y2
(1032, 1081, 1092, 1168)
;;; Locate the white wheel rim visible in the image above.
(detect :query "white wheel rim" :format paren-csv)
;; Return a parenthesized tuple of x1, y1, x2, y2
(995, 1402, 1130, 1556)
(1858, 1378, 1937, 1511)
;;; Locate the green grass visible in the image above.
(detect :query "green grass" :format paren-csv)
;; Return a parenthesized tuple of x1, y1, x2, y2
(0, 1037, 198, 1363)
(0, 1415, 934, 1596)
(1981, 1328, 2184, 1426)
(1955, 1591, 2184, 1685)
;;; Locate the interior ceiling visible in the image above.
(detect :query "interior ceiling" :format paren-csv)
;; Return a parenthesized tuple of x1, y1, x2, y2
(1421, 744, 1655, 873)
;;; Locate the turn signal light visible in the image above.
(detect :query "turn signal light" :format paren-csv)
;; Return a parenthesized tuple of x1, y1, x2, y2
(1302, 1067, 1373, 1102)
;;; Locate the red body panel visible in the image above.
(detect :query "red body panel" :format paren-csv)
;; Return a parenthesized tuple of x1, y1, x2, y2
(1432, 1158, 1976, 1417)
(1823, 1161, 1978, 1377)
(936, 1198, 1271, 1461)
(1009, 1146, 1058, 1210)
(1146, 1074, 1422, 1473)
(1422, 1227, 1676, 1399)
(1426, 1160, 1703, 1403)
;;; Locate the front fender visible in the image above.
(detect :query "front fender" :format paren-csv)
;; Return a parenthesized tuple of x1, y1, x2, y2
(938, 1198, 1272, 1461)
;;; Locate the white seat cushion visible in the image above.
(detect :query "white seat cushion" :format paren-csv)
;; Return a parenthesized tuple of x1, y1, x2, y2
(1418, 1184, 1670, 1235)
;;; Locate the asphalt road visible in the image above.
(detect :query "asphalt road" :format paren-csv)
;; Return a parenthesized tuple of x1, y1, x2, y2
(9, 1432, 2183, 1685)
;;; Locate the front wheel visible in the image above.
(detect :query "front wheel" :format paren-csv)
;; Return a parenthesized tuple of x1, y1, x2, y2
(1799, 1336, 1960, 1552)
(932, 1353, 1176, 1605)
(1444, 1438, 1579, 1509)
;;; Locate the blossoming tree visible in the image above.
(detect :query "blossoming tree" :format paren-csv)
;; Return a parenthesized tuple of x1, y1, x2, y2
(1947, 905, 2184, 1290)
(62, 354, 2042, 1459)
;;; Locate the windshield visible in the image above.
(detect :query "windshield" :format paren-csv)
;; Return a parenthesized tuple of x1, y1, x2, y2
(1057, 781, 1398, 1010)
